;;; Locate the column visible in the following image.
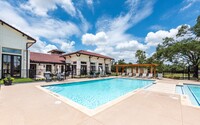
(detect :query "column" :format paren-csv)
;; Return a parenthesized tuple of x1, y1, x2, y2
(76, 61, 80, 75)
(87, 61, 90, 75)
(122, 66, 124, 74)
(136, 67, 138, 73)
(154, 66, 156, 77)
(116, 66, 118, 75)
(150, 66, 152, 74)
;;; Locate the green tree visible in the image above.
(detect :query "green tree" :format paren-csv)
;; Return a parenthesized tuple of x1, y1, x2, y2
(193, 15, 200, 37)
(135, 50, 146, 64)
(156, 15, 200, 80)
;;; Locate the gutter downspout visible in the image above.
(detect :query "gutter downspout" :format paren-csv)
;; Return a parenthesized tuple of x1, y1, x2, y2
(26, 43, 29, 78)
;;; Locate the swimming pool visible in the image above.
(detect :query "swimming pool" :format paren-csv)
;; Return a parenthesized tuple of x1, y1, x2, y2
(176, 84, 200, 106)
(43, 78, 154, 110)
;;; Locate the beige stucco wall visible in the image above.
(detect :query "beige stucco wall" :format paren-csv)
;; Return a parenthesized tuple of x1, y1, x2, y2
(0, 23, 30, 78)
(64, 54, 112, 75)
(30, 63, 64, 78)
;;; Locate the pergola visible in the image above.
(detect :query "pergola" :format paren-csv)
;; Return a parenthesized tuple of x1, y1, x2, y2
(115, 64, 159, 76)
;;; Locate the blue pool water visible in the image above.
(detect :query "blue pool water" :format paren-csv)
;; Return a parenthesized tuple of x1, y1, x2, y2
(187, 85, 200, 106)
(43, 78, 154, 109)
(176, 84, 200, 106)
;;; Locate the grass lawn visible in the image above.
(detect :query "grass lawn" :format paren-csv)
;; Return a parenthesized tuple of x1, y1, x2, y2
(0, 78, 35, 84)
(13, 78, 35, 83)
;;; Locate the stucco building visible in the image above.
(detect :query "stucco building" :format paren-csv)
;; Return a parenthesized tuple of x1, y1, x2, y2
(0, 20, 114, 79)
(61, 50, 113, 76)
(29, 50, 66, 78)
(0, 20, 36, 79)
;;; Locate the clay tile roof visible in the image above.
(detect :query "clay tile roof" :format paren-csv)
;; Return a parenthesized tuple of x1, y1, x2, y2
(30, 52, 65, 64)
(62, 50, 114, 60)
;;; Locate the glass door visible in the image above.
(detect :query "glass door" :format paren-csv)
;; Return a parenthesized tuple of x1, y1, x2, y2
(13, 56, 21, 77)
(2, 55, 11, 78)
(2, 54, 21, 78)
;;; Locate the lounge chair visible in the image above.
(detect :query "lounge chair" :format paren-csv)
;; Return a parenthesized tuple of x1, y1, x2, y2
(141, 73, 147, 78)
(128, 73, 132, 77)
(134, 73, 140, 77)
(44, 73, 52, 82)
(122, 73, 126, 76)
(147, 73, 153, 79)
(157, 73, 163, 79)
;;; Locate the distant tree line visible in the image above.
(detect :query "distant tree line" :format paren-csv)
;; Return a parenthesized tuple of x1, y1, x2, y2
(111, 15, 200, 80)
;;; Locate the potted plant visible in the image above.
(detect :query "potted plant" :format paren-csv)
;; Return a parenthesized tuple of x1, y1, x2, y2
(0, 80, 3, 90)
(3, 75, 14, 86)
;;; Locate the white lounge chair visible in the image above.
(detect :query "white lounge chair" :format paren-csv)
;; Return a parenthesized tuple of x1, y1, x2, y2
(135, 73, 140, 77)
(147, 73, 153, 79)
(128, 73, 132, 77)
(141, 73, 147, 78)
(122, 73, 126, 76)
(157, 73, 163, 79)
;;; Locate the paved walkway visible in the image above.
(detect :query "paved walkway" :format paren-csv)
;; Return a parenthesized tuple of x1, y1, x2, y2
(0, 78, 200, 125)
(147, 83, 176, 94)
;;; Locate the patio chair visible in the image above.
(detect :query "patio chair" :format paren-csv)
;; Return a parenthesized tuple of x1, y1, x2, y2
(122, 73, 126, 76)
(157, 73, 163, 79)
(44, 73, 52, 82)
(134, 73, 140, 77)
(141, 73, 147, 78)
(57, 73, 64, 81)
(128, 73, 133, 77)
(147, 73, 153, 79)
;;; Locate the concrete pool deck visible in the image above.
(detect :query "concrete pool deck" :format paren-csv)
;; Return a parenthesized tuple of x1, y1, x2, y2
(0, 78, 200, 125)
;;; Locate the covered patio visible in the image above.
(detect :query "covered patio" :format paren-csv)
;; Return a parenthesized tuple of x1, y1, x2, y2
(115, 64, 159, 77)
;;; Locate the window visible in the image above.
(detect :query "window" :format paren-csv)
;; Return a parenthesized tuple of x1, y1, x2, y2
(2, 47, 21, 54)
(90, 62, 96, 72)
(81, 61, 87, 64)
(46, 65, 52, 72)
(105, 64, 109, 73)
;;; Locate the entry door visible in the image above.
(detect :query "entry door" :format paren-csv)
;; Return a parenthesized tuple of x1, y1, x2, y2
(81, 65, 87, 75)
(2, 54, 21, 78)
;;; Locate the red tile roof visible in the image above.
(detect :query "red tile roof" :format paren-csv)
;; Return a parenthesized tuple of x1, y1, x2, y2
(30, 52, 65, 64)
(62, 50, 114, 59)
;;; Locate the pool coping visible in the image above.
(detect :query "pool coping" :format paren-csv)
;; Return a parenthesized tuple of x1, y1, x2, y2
(36, 78, 154, 116)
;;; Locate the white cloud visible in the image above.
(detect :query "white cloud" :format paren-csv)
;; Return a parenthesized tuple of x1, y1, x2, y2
(0, 1, 29, 29)
(149, 25, 166, 31)
(52, 39, 75, 52)
(30, 39, 58, 53)
(0, 1, 91, 53)
(145, 27, 179, 47)
(20, 0, 76, 17)
(82, 32, 108, 46)
(82, 0, 155, 62)
(29, 19, 81, 40)
(180, 0, 200, 11)
(85, 0, 93, 6)
(116, 40, 147, 51)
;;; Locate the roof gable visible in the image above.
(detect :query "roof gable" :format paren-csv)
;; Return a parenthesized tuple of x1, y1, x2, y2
(62, 50, 114, 60)
(0, 20, 36, 43)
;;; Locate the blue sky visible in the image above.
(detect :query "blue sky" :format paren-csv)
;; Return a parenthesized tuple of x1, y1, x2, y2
(0, 0, 200, 62)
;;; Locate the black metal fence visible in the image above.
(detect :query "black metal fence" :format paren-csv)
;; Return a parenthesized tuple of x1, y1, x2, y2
(0, 68, 112, 79)
(163, 69, 199, 80)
